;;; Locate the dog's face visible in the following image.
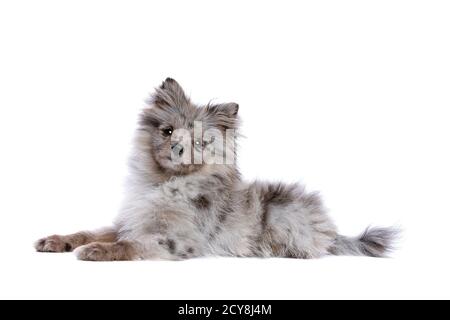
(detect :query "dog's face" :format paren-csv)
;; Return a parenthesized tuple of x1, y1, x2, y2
(139, 78, 239, 175)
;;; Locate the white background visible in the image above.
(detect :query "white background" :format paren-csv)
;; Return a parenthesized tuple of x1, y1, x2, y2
(0, 0, 449, 299)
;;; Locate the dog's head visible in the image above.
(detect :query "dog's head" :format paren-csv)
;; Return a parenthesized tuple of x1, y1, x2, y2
(139, 78, 239, 175)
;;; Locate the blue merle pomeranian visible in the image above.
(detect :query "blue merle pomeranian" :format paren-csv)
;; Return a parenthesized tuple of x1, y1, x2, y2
(35, 78, 398, 261)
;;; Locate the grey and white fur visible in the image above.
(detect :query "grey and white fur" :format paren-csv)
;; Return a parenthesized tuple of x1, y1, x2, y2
(35, 78, 398, 261)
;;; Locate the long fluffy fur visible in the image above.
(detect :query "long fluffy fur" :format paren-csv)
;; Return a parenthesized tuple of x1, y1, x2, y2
(329, 226, 400, 257)
(35, 78, 399, 261)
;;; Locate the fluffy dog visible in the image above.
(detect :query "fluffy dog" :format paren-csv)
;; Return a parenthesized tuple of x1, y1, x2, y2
(35, 78, 398, 261)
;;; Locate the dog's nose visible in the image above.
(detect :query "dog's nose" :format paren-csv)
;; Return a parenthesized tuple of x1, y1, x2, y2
(171, 143, 184, 157)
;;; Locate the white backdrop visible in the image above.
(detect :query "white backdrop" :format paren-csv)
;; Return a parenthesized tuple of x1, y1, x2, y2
(0, 0, 449, 299)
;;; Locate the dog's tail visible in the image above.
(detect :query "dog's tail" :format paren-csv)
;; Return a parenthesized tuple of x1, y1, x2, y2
(328, 226, 400, 257)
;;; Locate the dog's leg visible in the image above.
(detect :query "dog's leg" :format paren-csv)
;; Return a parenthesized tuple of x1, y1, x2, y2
(75, 233, 201, 261)
(34, 227, 117, 253)
(75, 241, 139, 261)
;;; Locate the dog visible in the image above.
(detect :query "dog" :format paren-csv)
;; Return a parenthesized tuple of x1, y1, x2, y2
(35, 78, 398, 261)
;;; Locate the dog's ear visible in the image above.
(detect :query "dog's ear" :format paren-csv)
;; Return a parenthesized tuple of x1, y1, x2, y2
(205, 102, 240, 130)
(152, 78, 190, 108)
(207, 102, 239, 118)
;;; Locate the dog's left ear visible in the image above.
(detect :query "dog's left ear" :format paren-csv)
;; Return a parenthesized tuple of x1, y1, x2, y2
(207, 102, 239, 118)
(205, 102, 240, 130)
(152, 77, 190, 108)
(219, 102, 239, 117)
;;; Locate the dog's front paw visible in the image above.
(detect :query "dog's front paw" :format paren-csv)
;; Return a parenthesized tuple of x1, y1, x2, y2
(75, 243, 111, 261)
(35, 235, 73, 252)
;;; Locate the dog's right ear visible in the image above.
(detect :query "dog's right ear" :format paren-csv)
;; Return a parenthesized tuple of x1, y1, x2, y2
(151, 78, 190, 108)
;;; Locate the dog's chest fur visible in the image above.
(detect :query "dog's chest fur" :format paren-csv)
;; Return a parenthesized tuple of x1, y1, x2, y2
(115, 168, 260, 257)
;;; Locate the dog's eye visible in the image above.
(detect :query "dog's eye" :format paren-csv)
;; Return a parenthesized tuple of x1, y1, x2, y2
(195, 139, 213, 149)
(201, 136, 215, 147)
(194, 139, 206, 149)
(161, 127, 173, 137)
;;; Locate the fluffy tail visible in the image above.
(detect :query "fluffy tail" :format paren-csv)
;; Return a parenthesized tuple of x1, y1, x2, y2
(329, 226, 400, 257)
